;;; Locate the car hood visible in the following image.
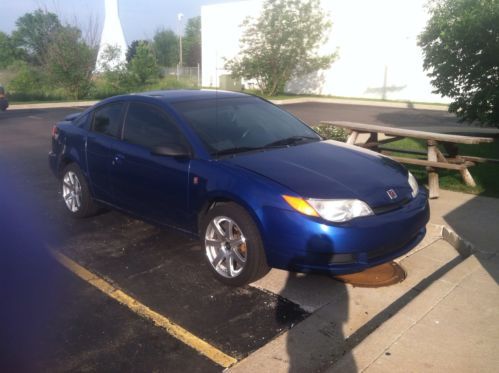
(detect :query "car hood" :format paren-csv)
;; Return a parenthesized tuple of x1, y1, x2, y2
(225, 140, 413, 208)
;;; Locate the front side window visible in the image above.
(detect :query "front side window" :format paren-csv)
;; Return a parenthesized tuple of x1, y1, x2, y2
(123, 102, 185, 149)
(92, 103, 124, 138)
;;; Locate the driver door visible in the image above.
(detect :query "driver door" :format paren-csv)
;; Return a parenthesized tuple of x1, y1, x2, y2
(109, 102, 191, 228)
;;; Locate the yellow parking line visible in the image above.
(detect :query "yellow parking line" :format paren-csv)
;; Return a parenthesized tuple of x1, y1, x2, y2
(50, 249, 238, 368)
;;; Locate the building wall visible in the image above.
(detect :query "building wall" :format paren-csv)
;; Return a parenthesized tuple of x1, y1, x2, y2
(201, 0, 448, 103)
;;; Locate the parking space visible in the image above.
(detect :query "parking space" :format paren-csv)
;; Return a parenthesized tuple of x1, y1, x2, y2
(0, 108, 308, 370)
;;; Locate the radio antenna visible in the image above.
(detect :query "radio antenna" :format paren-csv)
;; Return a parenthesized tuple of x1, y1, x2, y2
(215, 50, 219, 150)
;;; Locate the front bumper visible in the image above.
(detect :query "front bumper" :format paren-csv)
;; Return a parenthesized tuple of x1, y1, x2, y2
(261, 189, 430, 274)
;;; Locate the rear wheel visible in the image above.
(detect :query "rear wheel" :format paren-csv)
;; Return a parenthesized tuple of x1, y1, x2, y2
(202, 203, 270, 286)
(60, 163, 99, 218)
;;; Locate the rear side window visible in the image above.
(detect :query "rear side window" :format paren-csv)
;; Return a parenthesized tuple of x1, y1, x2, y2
(123, 103, 185, 149)
(74, 113, 89, 129)
(92, 103, 124, 138)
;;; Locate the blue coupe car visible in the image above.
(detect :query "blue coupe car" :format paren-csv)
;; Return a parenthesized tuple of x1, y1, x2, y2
(49, 90, 429, 286)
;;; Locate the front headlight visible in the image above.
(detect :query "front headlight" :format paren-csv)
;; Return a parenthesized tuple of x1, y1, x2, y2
(307, 199, 373, 222)
(408, 171, 419, 198)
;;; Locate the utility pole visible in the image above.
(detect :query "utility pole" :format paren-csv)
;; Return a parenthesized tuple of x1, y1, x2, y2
(178, 13, 184, 68)
(382, 65, 388, 100)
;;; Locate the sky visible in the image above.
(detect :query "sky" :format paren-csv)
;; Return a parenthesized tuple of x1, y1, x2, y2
(0, 0, 242, 42)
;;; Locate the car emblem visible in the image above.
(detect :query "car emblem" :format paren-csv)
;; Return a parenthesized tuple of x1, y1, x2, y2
(386, 189, 398, 200)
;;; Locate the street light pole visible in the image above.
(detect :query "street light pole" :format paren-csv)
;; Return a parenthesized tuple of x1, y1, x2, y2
(178, 13, 184, 68)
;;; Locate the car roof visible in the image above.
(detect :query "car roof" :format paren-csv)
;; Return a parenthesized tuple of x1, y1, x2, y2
(135, 89, 250, 104)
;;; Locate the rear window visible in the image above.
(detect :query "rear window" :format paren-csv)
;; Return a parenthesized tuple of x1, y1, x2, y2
(74, 113, 90, 129)
(92, 103, 124, 138)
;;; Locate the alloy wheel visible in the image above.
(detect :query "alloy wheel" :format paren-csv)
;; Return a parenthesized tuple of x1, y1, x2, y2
(205, 216, 248, 278)
(62, 171, 82, 213)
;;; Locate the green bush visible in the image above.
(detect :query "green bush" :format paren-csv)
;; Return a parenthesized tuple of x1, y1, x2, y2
(7, 62, 64, 101)
(146, 75, 198, 91)
(90, 73, 198, 100)
(313, 125, 349, 141)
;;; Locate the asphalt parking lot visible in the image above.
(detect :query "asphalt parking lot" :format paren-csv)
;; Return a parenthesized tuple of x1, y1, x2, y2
(282, 101, 499, 136)
(0, 103, 489, 372)
(0, 107, 309, 371)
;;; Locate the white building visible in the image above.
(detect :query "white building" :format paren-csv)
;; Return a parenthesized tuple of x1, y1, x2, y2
(95, 0, 127, 71)
(201, 0, 448, 103)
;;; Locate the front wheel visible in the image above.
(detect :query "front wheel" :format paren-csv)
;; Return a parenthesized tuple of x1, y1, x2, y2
(202, 203, 270, 286)
(60, 163, 99, 218)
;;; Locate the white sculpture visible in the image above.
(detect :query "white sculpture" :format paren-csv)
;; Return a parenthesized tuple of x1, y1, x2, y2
(95, 0, 127, 71)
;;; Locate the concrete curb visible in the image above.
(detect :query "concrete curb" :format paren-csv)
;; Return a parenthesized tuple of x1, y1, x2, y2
(7, 97, 448, 111)
(8, 101, 98, 110)
(441, 226, 475, 258)
(326, 225, 480, 372)
(271, 97, 449, 111)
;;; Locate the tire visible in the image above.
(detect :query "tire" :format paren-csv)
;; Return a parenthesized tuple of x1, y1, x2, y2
(60, 163, 99, 218)
(201, 203, 270, 286)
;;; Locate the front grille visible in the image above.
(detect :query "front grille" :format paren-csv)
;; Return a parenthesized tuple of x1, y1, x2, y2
(367, 231, 419, 261)
(373, 197, 411, 215)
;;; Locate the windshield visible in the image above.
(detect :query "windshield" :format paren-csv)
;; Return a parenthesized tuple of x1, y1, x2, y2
(172, 97, 321, 156)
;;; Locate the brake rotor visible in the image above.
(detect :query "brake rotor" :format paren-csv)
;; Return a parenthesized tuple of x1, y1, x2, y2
(333, 261, 406, 288)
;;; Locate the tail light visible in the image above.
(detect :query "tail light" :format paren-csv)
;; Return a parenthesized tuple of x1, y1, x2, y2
(51, 125, 59, 140)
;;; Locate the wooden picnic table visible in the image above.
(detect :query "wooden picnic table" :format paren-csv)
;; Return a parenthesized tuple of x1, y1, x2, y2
(319, 121, 495, 199)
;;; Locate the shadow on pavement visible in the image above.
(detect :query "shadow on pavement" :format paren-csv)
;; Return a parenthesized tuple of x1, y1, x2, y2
(442, 194, 499, 284)
(0, 164, 69, 371)
(279, 272, 355, 373)
(274, 235, 467, 372)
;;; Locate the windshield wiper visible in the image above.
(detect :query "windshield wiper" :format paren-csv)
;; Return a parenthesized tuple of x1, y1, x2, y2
(215, 136, 319, 157)
(215, 146, 265, 156)
(264, 135, 319, 148)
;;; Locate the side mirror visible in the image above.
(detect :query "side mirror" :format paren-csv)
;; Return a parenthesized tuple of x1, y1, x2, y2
(151, 143, 191, 158)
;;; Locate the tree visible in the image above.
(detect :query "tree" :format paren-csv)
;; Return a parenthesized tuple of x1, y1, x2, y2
(12, 9, 62, 65)
(99, 45, 125, 72)
(418, 0, 499, 127)
(183, 16, 201, 66)
(7, 62, 47, 99)
(0, 32, 23, 68)
(225, 0, 337, 96)
(126, 39, 149, 63)
(127, 41, 159, 86)
(94, 45, 128, 93)
(45, 25, 97, 99)
(153, 29, 179, 67)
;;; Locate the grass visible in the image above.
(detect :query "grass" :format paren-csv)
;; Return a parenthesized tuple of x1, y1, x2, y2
(386, 138, 499, 198)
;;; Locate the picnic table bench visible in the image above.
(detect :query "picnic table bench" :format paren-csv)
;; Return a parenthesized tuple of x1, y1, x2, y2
(319, 121, 496, 199)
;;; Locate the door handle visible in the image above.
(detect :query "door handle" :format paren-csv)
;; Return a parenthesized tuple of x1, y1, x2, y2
(112, 153, 125, 165)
